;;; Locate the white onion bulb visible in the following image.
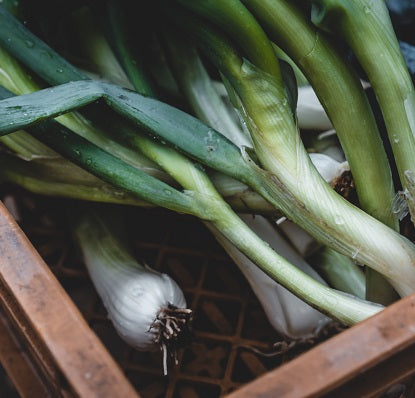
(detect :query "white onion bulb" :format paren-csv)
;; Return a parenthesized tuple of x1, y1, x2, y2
(74, 211, 191, 373)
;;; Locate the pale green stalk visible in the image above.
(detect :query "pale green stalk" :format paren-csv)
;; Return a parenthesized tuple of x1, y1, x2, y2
(0, 44, 271, 213)
(1, 4, 413, 298)
(308, 247, 366, 299)
(162, 34, 251, 148)
(176, 0, 282, 81)
(310, 0, 415, 222)
(0, 45, 163, 174)
(132, 131, 382, 325)
(72, 6, 134, 89)
(0, 155, 150, 206)
(239, 0, 397, 229)
(176, 15, 415, 297)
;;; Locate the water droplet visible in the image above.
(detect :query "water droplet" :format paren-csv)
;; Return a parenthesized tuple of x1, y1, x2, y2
(363, 6, 371, 14)
(56, 68, 64, 73)
(393, 134, 399, 144)
(6, 38, 11, 42)
(86, 158, 92, 165)
(74, 150, 81, 156)
(206, 145, 216, 152)
(163, 189, 172, 196)
(24, 40, 34, 48)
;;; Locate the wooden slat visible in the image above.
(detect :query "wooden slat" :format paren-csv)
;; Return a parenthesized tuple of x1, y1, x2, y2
(327, 343, 415, 397)
(227, 294, 415, 398)
(0, 202, 139, 398)
(0, 310, 51, 398)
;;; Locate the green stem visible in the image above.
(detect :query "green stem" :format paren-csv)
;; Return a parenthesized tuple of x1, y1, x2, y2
(162, 33, 251, 147)
(91, 1, 156, 96)
(1, 7, 414, 297)
(167, 11, 415, 296)
(224, 0, 399, 303)
(0, 154, 151, 206)
(175, 0, 282, 82)
(132, 122, 383, 325)
(0, 42, 273, 215)
(310, 0, 415, 222)
(308, 247, 366, 299)
(240, 0, 397, 229)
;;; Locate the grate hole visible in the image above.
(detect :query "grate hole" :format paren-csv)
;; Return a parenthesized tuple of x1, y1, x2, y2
(193, 297, 241, 336)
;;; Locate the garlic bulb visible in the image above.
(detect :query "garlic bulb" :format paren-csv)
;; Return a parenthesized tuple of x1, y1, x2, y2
(73, 209, 191, 373)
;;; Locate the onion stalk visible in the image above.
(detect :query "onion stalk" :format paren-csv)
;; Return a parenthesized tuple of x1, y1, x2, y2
(157, 8, 415, 296)
(0, 74, 409, 298)
(171, 0, 398, 303)
(308, 0, 415, 223)
(207, 215, 330, 339)
(0, 82, 384, 326)
(0, 5, 397, 322)
(0, 14, 352, 335)
(308, 247, 366, 299)
(156, 30, 362, 314)
(175, 0, 397, 229)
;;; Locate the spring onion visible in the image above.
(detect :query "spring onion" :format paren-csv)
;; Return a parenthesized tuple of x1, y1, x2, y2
(0, 78, 385, 326)
(0, 1, 412, 327)
(171, 0, 398, 303)
(155, 12, 414, 297)
(309, 0, 415, 222)
(73, 207, 192, 374)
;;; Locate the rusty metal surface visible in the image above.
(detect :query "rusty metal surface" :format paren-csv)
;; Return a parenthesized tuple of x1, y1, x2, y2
(227, 294, 415, 398)
(0, 200, 139, 398)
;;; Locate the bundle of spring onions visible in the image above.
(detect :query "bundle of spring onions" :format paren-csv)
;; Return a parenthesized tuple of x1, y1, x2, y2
(1, 0, 415, 367)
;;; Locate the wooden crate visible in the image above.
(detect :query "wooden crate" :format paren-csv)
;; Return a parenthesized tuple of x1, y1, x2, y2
(1, 192, 415, 398)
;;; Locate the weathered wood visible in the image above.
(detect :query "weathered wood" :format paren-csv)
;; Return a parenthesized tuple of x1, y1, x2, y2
(227, 294, 415, 398)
